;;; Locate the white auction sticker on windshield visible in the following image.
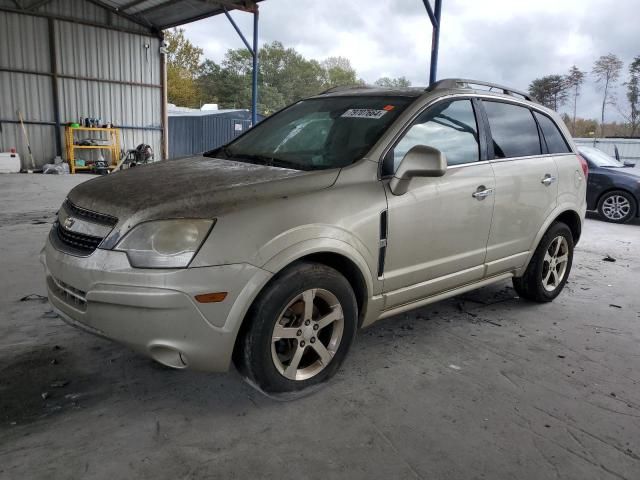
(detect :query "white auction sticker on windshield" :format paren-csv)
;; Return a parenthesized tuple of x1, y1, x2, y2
(341, 108, 388, 119)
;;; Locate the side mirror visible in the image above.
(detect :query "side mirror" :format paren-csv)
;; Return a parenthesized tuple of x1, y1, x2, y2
(389, 145, 447, 195)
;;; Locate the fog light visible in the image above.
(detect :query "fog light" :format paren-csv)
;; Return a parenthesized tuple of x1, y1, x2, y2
(149, 345, 188, 369)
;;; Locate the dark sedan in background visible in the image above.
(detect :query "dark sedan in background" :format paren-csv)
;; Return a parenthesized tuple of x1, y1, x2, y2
(579, 146, 640, 224)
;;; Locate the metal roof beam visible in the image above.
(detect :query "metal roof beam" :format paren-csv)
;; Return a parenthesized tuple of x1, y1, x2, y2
(223, 7, 254, 56)
(118, 0, 149, 12)
(86, 0, 155, 28)
(25, 0, 54, 10)
(206, 0, 258, 13)
(422, 0, 438, 27)
(134, 0, 182, 17)
(0, 4, 158, 36)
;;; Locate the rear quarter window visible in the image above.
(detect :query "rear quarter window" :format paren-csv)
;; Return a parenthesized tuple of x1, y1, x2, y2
(483, 101, 542, 159)
(533, 112, 571, 154)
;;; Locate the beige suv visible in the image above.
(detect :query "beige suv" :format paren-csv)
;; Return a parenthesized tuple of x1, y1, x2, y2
(42, 79, 587, 396)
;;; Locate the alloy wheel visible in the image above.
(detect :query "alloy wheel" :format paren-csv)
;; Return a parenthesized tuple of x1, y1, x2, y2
(542, 236, 569, 292)
(602, 195, 631, 221)
(271, 288, 344, 381)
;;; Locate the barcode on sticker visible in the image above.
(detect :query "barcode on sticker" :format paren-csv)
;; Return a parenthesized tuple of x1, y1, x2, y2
(341, 109, 388, 119)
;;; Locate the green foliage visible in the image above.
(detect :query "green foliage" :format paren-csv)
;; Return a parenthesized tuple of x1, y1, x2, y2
(593, 53, 624, 136)
(196, 43, 361, 114)
(528, 75, 567, 111)
(374, 76, 412, 88)
(565, 65, 585, 135)
(164, 28, 204, 108)
(623, 56, 640, 136)
(320, 56, 361, 88)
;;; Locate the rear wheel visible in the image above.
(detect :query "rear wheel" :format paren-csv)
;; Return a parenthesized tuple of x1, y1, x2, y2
(234, 262, 357, 397)
(513, 222, 574, 303)
(597, 190, 637, 223)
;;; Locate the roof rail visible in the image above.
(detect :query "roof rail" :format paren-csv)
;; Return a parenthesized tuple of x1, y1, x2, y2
(428, 78, 536, 102)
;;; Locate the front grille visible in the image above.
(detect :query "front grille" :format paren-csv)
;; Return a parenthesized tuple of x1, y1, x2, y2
(55, 223, 103, 253)
(51, 200, 118, 256)
(64, 200, 117, 226)
(48, 275, 87, 311)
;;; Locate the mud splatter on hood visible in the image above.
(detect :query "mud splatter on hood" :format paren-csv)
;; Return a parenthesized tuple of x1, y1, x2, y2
(67, 156, 339, 226)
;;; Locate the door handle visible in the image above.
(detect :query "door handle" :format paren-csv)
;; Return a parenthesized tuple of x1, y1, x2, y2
(472, 186, 494, 200)
(541, 174, 557, 186)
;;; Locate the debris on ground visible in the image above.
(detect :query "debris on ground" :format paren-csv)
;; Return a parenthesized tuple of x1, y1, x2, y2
(609, 304, 622, 309)
(41, 392, 50, 400)
(557, 355, 566, 359)
(42, 311, 59, 318)
(19, 294, 47, 302)
(603, 255, 616, 262)
(50, 380, 69, 388)
(449, 364, 462, 370)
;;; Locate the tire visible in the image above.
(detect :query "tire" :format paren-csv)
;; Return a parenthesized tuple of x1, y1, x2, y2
(234, 262, 358, 397)
(597, 190, 637, 224)
(513, 222, 574, 303)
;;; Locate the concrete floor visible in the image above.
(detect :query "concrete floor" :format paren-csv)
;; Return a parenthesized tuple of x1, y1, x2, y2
(1, 173, 639, 480)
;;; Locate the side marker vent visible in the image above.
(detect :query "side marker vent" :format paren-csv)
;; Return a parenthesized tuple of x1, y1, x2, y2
(378, 210, 388, 278)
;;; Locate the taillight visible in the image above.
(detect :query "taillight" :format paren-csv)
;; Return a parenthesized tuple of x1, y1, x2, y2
(577, 153, 589, 178)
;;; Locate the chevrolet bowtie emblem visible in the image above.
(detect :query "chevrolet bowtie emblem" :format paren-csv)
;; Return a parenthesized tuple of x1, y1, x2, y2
(63, 217, 75, 229)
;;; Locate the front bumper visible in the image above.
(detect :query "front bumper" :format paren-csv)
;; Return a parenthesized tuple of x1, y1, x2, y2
(42, 237, 272, 372)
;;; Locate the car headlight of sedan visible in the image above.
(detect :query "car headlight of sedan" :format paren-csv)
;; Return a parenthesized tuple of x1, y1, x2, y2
(115, 219, 214, 268)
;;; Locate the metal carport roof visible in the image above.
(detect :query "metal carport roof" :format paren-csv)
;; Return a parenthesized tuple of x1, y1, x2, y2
(86, 0, 262, 31)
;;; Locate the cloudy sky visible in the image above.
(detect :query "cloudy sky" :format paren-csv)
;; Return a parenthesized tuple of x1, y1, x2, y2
(182, 0, 639, 121)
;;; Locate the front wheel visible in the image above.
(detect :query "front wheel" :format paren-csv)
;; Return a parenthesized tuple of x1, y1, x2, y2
(598, 190, 637, 223)
(513, 222, 574, 303)
(234, 262, 357, 397)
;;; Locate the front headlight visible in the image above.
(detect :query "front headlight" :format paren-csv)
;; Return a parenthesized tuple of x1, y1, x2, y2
(115, 219, 214, 268)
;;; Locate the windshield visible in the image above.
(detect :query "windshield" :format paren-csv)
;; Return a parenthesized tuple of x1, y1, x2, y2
(205, 96, 414, 170)
(579, 147, 624, 168)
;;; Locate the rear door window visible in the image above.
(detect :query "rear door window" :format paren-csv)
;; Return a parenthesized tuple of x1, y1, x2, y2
(483, 101, 542, 159)
(533, 112, 571, 154)
(387, 99, 480, 174)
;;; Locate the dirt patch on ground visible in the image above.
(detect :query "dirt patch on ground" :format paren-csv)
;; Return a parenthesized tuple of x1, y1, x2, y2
(0, 344, 113, 427)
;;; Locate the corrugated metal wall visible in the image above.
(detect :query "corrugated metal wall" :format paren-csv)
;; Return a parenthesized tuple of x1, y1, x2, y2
(168, 112, 253, 159)
(0, 0, 163, 169)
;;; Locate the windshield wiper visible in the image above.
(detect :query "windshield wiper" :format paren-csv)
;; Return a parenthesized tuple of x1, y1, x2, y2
(230, 154, 305, 170)
(204, 149, 309, 170)
(203, 145, 232, 158)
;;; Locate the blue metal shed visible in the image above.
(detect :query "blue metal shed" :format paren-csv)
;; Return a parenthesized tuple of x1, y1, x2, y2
(168, 109, 259, 159)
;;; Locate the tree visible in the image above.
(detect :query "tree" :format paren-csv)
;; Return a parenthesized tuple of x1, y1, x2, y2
(620, 56, 640, 137)
(565, 66, 585, 135)
(321, 57, 360, 88)
(374, 76, 412, 88)
(164, 28, 203, 107)
(168, 36, 366, 114)
(528, 75, 567, 110)
(593, 53, 624, 137)
(198, 42, 325, 114)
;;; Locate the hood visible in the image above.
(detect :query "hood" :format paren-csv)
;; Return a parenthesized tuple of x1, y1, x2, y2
(68, 156, 339, 225)
(602, 166, 640, 180)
